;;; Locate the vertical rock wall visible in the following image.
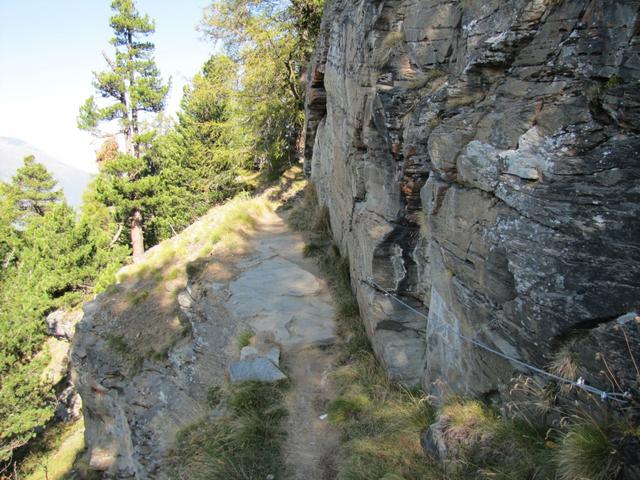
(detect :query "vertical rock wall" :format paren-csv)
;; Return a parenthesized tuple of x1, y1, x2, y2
(305, 0, 640, 396)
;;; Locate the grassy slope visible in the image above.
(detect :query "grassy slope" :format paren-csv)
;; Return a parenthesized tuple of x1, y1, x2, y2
(17, 419, 84, 480)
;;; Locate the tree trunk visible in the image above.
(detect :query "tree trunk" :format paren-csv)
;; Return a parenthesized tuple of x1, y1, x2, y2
(132, 108, 140, 158)
(130, 209, 144, 261)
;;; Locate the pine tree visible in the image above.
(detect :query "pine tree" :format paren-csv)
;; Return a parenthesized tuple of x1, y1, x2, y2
(92, 150, 162, 257)
(77, 181, 129, 292)
(0, 182, 20, 277)
(11, 155, 63, 218)
(201, 0, 324, 175)
(0, 203, 78, 462)
(147, 55, 248, 241)
(172, 55, 242, 201)
(78, 0, 169, 260)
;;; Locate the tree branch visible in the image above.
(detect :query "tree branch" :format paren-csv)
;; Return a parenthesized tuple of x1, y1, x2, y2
(108, 223, 124, 248)
(2, 247, 15, 269)
(283, 54, 301, 102)
(102, 50, 117, 72)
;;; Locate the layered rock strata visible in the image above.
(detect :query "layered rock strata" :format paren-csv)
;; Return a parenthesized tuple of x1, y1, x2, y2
(305, 0, 640, 395)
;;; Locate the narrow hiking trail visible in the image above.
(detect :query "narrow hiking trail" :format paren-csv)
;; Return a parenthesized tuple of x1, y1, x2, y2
(73, 192, 344, 479)
(221, 208, 341, 479)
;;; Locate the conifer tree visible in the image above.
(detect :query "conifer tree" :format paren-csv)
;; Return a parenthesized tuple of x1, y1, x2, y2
(11, 155, 63, 218)
(78, 0, 169, 260)
(0, 182, 20, 276)
(149, 55, 243, 241)
(0, 202, 78, 462)
(201, 0, 324, 174)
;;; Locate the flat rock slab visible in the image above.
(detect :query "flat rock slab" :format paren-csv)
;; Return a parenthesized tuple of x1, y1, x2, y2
(227, 256, 336, 348)
(228, 357, 287, 383)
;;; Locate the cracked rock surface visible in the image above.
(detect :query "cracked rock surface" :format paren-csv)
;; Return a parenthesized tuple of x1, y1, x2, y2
(305, 0, 640, 394)
(72, 210, 337, 478)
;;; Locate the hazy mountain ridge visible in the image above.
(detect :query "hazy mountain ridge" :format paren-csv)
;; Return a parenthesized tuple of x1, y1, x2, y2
(0, 136, 93, 207)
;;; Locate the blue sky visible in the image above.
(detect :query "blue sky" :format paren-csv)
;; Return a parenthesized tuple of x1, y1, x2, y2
(0, 0, 214, 173)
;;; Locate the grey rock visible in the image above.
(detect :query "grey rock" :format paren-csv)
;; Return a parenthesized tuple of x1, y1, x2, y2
(240, 345, 259, 360)
(54, 385, 82, 422)
(240, 345, 281, 366)
(72, 285, 235, 478)
(177, 290, 193, 309)
(421, 421, 447, 461)
(305, 0, 640, 396)
(228, 358, 287, 383)
(457, 141, 501, 192)
(46, 309, 83, 340)
(226, 257, 336, 348)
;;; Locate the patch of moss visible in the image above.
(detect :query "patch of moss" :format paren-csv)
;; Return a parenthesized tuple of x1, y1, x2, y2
(124, 289, 149, 306)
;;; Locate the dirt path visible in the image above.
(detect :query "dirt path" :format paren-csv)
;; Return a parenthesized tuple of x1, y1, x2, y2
(220, 210, 341, 479)
(283, 346, 339, 480)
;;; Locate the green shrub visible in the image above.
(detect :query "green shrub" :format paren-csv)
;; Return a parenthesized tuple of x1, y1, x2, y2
(557, 420, 622, 480)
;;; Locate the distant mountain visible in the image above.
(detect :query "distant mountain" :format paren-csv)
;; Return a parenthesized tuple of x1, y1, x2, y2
(0, 137, 93, 208)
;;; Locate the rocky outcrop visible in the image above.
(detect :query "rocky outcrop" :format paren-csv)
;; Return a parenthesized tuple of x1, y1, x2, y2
(72, 277, 233, 477)
(43, 309, 83, 422)
(305, 0, 640, 396)
(72, 204, 337, 478)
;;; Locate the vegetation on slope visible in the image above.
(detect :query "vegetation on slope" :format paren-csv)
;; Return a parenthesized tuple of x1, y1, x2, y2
(0, 160, 125, 464)
(167, 381, 290, 480)
(17, 420, 84, 480)
(1, 0, 324, 469)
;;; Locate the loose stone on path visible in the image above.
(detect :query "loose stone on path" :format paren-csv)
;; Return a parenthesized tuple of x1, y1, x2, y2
(228, 357, 287, 383)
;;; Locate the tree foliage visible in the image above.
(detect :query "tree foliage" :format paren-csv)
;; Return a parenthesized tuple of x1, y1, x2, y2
(147, 55, 248, 240)
(10, 155, 63, 219)
(78, 0, 169, 259)
(78, 0, 169, 155)
(201, 0, 324, 175)
(0, 162, 126, 462)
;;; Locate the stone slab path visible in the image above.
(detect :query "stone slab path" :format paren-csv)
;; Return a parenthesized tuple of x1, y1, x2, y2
(221, 210, 340, 479)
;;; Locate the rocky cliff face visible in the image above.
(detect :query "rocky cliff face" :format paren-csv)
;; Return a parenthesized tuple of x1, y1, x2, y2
(305, 0, 640, 396)
(71, 206, 254, 478)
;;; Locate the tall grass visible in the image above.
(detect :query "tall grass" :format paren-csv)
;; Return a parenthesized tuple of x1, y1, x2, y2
(167, 381, 289, 480)
(557, 419, 622, 480)
(433, 397, 553, 479)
